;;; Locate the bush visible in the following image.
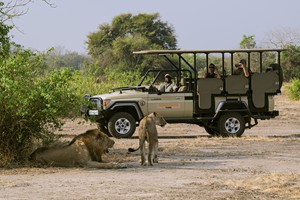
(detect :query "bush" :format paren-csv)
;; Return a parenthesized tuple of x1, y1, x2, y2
(77, 64, 142, 96)
(0, 50, 80, 166)
(287, 78, 300, 100)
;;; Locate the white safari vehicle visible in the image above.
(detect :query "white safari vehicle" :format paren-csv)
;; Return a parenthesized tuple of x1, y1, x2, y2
(81, 49, 284, 138)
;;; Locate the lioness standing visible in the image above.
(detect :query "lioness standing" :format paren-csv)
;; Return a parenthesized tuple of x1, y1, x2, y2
(128, 112, 167, 166)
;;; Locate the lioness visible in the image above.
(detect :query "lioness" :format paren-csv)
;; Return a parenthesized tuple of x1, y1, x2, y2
(128, 112, 167, 166)
(30, 129, 126, 169)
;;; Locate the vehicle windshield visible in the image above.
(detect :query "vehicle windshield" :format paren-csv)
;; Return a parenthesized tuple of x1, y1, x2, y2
(139, 69, 192, 87)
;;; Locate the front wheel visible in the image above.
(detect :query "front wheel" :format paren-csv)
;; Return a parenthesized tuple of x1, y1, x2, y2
(108, 112, 136, 138)
(204, 126, 219, 137)
(97, 123, 112, 137)
(218, 112, 245, 137)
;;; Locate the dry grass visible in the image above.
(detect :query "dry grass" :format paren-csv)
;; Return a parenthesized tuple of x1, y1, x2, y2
(223, 172, 300, 199)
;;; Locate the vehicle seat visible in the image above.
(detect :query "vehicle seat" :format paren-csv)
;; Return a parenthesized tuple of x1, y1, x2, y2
(252, 72, 279, 108)
(225, 75, 248, 94)
(178, 78, 187, 92)
(197, 78, 223, 109)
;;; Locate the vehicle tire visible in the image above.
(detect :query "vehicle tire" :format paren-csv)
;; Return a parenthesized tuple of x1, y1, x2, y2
(218, 112, 245, 137)
(97, 123, 113, 137)
(108, 112, 136, 138)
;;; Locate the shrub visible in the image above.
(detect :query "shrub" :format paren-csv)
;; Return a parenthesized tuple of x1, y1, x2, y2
(287, 78, 300, 100)
(0, 50, 79, 166)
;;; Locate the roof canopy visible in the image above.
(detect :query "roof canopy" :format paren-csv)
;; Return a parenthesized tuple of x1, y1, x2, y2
(133, 49, 284, 55)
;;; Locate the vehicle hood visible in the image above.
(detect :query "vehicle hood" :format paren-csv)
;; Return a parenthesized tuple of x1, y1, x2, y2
(91, 90, 148, 101)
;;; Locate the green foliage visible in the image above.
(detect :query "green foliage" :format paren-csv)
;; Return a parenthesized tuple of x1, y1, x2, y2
(240, 35, 256, 49)
(0, 20, 11, 58)
(287, 78, 300, 100)
(45, 48, 89, 70)
(75, 66, 142, 96)
(0, 49, 81, 165)
(86, 13, 177, 72)
(281, 45, 300, 81)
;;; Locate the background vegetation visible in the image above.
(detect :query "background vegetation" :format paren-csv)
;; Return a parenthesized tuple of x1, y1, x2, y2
(0, 1, 299, 165)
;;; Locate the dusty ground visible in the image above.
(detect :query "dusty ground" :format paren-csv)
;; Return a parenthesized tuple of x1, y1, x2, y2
(1, 92, 300, 200)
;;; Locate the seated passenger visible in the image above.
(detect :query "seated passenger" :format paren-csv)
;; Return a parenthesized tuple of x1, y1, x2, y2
(205, 63, 221, 78)
(234, 59, 250, 77)
(159, 74, 175, 92)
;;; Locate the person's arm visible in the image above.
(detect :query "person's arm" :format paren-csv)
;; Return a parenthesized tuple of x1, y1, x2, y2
(241, 65, 250, 77)
(215, 67, 221, 78)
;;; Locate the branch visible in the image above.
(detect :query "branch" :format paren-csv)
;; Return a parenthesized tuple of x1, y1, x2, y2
(42, 0, 56, 8)
(0, 0, 56, 23)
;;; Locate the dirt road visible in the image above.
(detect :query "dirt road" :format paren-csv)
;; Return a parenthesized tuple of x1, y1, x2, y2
(0, 94, 299, 200)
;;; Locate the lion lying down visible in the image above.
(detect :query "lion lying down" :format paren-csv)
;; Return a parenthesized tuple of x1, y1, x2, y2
(30, 129, 126, 169)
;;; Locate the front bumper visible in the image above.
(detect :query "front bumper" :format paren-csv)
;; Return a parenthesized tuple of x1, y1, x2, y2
(80, 96, 105, 121)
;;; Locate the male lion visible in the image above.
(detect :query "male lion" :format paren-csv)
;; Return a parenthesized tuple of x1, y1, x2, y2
(30, 129, 126, 169)
(128, 112, 167, 166)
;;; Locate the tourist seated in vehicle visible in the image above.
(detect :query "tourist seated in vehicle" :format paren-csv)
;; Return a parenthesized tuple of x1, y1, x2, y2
(233, 59, 250, 77)
(205, 63, 221, 78)
(159, 73, 175, 92)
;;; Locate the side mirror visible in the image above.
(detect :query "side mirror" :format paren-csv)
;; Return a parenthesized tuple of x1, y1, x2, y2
(84, 94, 91, 99)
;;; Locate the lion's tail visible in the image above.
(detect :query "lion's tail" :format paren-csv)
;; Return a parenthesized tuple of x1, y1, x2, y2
(128, 124, 147, 153)
(128, 146, 140, 152)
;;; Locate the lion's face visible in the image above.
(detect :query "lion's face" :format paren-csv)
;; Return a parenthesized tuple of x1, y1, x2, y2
(96, 131, 115, 149)
(153, 112, 167, 127)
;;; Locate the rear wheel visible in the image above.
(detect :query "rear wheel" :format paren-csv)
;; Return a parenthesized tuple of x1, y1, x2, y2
(218, 112, 245, 137)
(108, 112, 136, 138)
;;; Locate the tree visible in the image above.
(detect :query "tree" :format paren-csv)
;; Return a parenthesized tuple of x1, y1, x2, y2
(240, 35, 256, 49)
(0, 0, 55, 23)
(262, 28, 300, 80)
(263, 27, 300, 48)
(281, 45, 300, 80)
(86, 13, 177, 72)
(45, 47, 90, 71)
(0, 20, 11, 58)
(0, 0, 55, 57)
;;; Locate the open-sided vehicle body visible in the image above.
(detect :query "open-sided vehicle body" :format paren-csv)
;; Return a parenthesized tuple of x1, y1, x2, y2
(81, 49, 284, 138)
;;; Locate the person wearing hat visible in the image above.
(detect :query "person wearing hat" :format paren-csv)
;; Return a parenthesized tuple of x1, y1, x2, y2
(234, 59, 250, 77)
(159, 73, 175, 92)
(205, 63, 221, 78)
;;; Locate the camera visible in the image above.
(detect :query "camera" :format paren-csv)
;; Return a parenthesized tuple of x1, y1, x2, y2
(235, 63, 241, 68)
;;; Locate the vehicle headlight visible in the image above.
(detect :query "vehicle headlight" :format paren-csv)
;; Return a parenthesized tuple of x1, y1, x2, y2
(90, 98, 102, 109)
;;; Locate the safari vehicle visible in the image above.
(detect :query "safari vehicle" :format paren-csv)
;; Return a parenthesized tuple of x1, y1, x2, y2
(81, 49, 284, 138)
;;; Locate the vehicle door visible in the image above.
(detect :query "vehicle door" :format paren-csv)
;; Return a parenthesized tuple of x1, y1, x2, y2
(147, 91, 193, 118)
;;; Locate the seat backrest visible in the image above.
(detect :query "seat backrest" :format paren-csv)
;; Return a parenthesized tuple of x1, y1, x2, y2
(252, 72, 279, 108)
(178, 86, 187, 92)
(178, 78, 187, 92)
(197, 78, 223, 109)
(225, 75, 248, 94)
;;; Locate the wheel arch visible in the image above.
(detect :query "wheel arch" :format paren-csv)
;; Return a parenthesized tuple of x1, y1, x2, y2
(108, 101, 144, 121)
(214, 100, 251, 120)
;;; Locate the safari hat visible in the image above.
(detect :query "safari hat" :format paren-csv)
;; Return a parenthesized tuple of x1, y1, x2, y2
(164, 74, 172, 78)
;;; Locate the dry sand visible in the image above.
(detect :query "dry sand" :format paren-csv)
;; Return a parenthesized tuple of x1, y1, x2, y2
(0, 92, 299, 200)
